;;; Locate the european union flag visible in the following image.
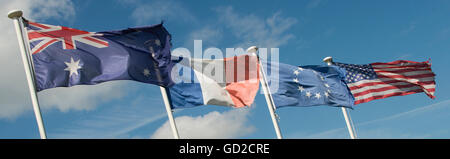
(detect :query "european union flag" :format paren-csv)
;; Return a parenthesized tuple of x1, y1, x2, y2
(25, 20, 174, 91)
(263, 61, 354, 108)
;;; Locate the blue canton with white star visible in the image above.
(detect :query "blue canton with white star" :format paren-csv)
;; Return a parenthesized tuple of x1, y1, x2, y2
(262, 61, 355, 108)
(333, 62, 378, 83)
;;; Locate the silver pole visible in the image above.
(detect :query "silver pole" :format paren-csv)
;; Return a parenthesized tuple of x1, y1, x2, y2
(323, 56, 357, 139)
(8, 10, 47, 139)
(160, 86, 180, 139)
(152, 52, 179, 139)
(248, 46, 283, 139)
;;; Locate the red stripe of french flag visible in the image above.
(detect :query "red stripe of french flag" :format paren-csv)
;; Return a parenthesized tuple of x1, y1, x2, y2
(223, 54, 260, 107)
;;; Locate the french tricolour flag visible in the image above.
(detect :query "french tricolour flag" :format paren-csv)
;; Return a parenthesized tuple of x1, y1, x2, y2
(169, 54, 260, 109)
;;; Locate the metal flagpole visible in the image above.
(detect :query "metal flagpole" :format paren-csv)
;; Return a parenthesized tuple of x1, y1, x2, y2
(152, 50, 180, 139)
(247, 46, 283, 139)
(20, 17, 37, 83)
(8, 10, 47, 139)
(159, 86, 180, 139)
(323, 56, 357, 139)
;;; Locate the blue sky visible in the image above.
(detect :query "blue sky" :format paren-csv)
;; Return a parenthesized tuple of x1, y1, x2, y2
(1, 0, 450, 139)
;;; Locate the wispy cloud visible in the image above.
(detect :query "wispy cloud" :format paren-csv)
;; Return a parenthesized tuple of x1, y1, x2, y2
(287, 99, 450, 138)
(176, 6, 298, 57)
(441, 28, 450, 36)
(400, 22, 417, 34)
(306, 0, 324, 10)
(357, 100, 450, 127)
(129, 0, 196, 25)
(394, 53, 413, 60)
(50, 94, 167, 138)
(184, 26, 223, 48)
(294, 27, 336, 50)
(215, 6, 298, 49)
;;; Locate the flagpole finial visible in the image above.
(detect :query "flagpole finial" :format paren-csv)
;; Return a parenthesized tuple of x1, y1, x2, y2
(247, 46, 258, 54)
(323, 56, 333, 64)
(7, 10, 23, 19)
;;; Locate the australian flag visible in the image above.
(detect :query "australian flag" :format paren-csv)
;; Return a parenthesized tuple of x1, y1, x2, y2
(263, 61, 354, 108)
(24, 20, 174, 91)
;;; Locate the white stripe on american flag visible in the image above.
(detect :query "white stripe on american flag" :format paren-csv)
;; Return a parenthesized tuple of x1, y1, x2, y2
(353, 88, 435, 104)
(371, 64, 428, 68)
(371, 67, 430, 71)
(354, 86, 425, 101)
(347, 77, 435, 88)
(349, 61, 435, 104)
(374, 70, 432, 76)
(350, 81, 435, 94)
(371, 61, 429, 67)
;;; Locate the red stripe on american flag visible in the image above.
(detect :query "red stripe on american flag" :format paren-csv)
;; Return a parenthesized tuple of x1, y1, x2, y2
(372, 65, 430, 69)
(371, 60, 430, 66)
(376, 73, 435, 79)
(349, 80, 435, 89)
(354, 89, 424, 105)
(374, 68, 431, 73)
(351, 84, 434, 97)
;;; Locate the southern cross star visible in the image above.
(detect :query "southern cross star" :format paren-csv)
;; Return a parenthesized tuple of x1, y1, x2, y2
(154, 39, 161, 46)
(143, 68, 151, 77)
(64, 57, 82, 77)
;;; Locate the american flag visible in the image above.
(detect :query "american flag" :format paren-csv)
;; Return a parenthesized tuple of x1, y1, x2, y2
(334, 60, 436, 105)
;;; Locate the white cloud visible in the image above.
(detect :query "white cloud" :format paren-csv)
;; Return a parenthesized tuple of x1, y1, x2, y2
(215, 6, 297, 48)
(0, 0, 74, 119)
(151, 108, 255, 139)
(28, 0, 75, 21)
(184, 26, 223, 48)
(38, 81, 129, 112)
(0, 0, 74, 21)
